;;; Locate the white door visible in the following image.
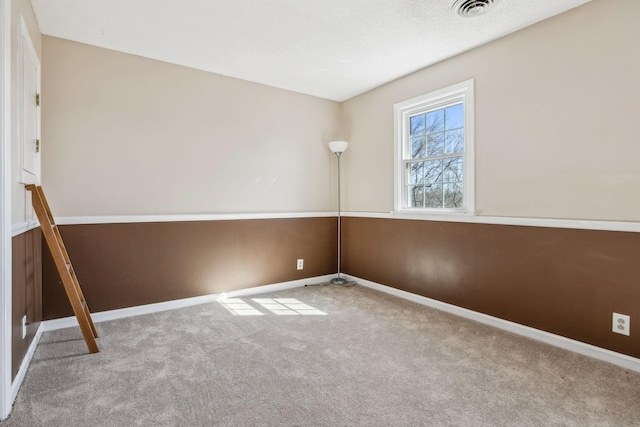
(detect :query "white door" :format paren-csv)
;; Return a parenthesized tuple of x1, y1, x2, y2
(19, 18, 40, 184)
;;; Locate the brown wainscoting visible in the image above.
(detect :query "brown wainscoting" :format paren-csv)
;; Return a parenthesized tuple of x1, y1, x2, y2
(341, 217, 640, 359)
(43, 217, 337, 320)
(12, 228, 42, 380)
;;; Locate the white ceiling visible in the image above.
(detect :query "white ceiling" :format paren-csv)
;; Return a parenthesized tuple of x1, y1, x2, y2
(30, 0, 591, 102)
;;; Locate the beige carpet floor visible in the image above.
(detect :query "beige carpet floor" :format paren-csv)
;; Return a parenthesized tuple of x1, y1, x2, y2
(3, 284, 640, 426)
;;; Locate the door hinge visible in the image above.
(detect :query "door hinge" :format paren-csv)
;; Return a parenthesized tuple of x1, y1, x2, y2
(35, 93, 40, 107)
(36, 139, 40, 153)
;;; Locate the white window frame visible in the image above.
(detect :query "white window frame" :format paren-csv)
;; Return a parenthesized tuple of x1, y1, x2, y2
(394, 79, 475, 215)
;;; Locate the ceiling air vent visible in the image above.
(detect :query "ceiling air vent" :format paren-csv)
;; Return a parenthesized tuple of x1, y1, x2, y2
(452, 0, 498, 17)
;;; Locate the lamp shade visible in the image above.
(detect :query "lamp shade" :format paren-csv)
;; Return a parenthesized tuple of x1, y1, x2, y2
(328, 140, 349, 153)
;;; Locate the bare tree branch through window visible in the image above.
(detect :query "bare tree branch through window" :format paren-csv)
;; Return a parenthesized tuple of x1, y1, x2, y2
(406, 103, 464, 208)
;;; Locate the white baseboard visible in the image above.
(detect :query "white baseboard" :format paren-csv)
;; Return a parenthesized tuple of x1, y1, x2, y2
(11, 323, 43, 402)
(345, 274, 640, 373)
(42, 274, 336, 332)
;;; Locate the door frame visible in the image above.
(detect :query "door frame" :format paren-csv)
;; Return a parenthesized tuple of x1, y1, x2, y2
(0, 0, 12, 420)
(18, 15, 40, 185)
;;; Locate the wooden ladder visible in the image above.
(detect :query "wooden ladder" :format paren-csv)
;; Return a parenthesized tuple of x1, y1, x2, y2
(26, 185, 99, 353)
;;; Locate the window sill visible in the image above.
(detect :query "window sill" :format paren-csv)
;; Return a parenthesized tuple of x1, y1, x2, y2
(391, 210, 475, 222)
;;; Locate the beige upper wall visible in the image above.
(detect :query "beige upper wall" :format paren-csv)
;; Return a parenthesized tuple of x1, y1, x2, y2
(11, 0, 41, 224)
(42, 37, 342, 216)
(341, 0, 640, 221)
(36, 0, 640, 221)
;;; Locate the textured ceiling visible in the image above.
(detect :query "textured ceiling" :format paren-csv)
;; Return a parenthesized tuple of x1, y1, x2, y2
(30, 0, 591, 101)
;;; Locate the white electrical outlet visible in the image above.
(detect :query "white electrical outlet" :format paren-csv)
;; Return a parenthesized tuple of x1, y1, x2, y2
(297, 259, 304, 270)
(21, 315, 27, 339)
(612, 312, 630, 336)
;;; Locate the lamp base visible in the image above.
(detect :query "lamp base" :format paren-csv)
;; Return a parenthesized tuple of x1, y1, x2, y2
(329, 277, 349, 286)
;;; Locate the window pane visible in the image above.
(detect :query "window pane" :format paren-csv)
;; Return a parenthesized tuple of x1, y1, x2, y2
(427, 132, 444, 156)
(410, 114, 425, 136)
(443, 156, 463, 183)
(411, 135, 426, 158)
(424, 159, 443, 184)
(444, 182, 463, 208)
(407, 185, 424, 208)
(407, 161, 424, 185)
(426, 110, 444, 133)
(445, 104, 464, 130)
(425, 183, 443, 208)
(445, 129, 464, 154)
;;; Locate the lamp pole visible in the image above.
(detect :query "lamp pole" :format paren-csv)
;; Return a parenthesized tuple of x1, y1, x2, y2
(328, 141, 349, 286)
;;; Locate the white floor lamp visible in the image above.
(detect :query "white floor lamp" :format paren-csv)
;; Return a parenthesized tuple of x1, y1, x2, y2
(328, 140, 349, 286)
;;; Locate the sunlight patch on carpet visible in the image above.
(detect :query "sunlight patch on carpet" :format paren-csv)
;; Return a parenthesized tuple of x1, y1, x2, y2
(252, 298, 327, 315)
(219, 298, 264, 316)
